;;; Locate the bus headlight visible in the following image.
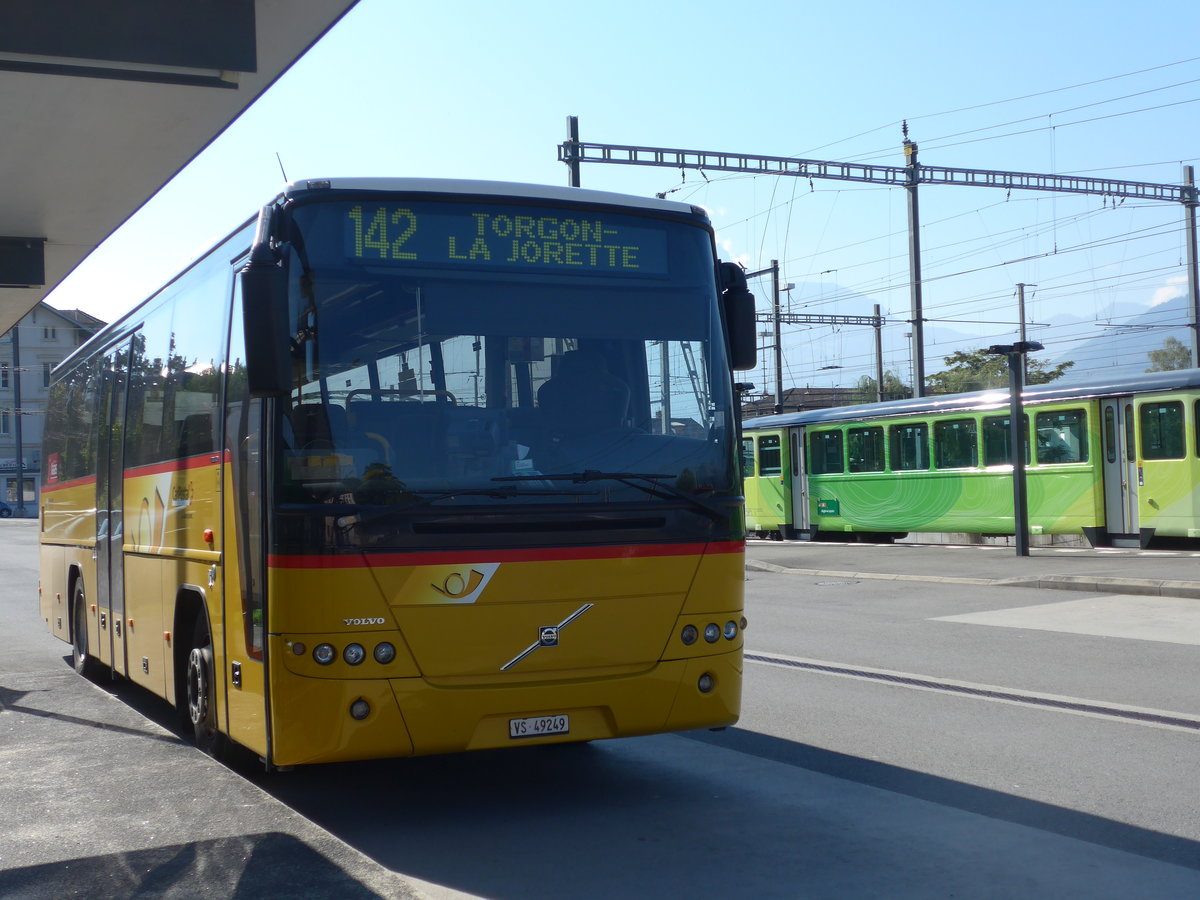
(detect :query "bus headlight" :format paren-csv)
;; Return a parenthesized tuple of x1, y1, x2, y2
(313, 643, 336, 665)
(681, 625, 698, 645)
(703, 623, 721, 643)
(373, 642, 396, 664)
(343, 643, 365, 665)
(723, 620, 738, 640)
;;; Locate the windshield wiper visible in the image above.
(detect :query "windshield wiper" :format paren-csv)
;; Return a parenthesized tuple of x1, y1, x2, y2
(336, 485, 596, 528)
(495, 470, 727, 523)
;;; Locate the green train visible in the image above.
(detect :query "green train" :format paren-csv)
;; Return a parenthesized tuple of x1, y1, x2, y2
(741, 369, 1200, 547)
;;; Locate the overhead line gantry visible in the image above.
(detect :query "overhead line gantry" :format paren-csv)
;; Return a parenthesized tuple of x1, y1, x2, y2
(559, 116, 1200, 397)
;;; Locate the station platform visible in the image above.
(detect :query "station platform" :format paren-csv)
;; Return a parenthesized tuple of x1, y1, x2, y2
(746, 538, 1200, 599)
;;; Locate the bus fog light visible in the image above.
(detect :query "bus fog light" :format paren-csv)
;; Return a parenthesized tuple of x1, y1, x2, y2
(703, 623, 720, 643)
(350, 699, 370, 720)
(681, 625, 698, 645)
(291, 642, 307, 656)
(313, 643, 336, 665)
(373, 642, 396, 664)
(698, 673, 715, 693)
(343, 643, 365, 665)
(723, 620, 738, 640)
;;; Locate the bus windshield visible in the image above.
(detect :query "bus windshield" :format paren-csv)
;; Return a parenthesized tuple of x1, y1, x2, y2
(274, 195, 736, 527)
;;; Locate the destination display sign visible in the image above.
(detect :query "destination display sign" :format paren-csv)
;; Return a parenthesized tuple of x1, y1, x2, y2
(343, 202, 669, 276)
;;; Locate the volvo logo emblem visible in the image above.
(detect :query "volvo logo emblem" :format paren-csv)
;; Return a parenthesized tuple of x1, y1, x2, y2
(501, 603, 593, 671)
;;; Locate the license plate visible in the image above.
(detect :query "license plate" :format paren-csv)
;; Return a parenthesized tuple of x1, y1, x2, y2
(509, 714, 569, 739)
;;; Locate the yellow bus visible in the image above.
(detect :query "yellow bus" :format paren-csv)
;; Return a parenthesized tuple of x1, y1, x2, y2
(39, 178, 757, 768)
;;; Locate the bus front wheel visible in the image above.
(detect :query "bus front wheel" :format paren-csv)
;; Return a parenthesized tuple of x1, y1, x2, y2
(185, 619, 228, 758)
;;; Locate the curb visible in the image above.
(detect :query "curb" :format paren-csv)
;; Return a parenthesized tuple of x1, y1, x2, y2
(745, 559, 1200, 599)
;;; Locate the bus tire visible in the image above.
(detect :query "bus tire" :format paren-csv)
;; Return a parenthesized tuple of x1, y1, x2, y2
(185, 617, 229, 759)
(70, 582, 101, 679)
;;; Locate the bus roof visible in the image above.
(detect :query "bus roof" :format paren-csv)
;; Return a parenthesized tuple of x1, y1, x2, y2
(744, 367, 1200, 429)
(282, 178, 704, 218)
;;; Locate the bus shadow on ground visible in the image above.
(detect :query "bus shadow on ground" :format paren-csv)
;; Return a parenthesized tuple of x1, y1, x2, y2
(243, 727, 1200, 900)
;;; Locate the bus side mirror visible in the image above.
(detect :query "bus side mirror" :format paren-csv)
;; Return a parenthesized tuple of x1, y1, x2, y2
(240, 258, 291, 398)
(720, 262, 757, 371)
(239, 204, 292, 398)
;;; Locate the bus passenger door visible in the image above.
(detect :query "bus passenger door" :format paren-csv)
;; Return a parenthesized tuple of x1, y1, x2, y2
(1100, 397, 1137, 538)
(95, 343, 130, 676)
(789, 427, 811, 538)
(221, 282, 270, 759)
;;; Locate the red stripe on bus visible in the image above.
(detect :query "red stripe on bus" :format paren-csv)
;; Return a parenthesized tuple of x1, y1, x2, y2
(125, 452, 227, 479)
(268, 540, 743, 569)
(43, 451, 230, 493)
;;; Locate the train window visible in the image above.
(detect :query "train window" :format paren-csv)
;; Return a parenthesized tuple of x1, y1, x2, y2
(1196, 401, 1200, 457)
(809, 430, 844, 474)
(1139, 401, 1184, 460)
(1104, 408, 1117, 464)
(1036, 410, 1088, 464)
(889, 423, 928, 470)
(741, 437, 755, 478)
(757, 435, 782, 476)
(982, 414, 1030, 466)
(1125, 405, 1135, 462)
(934, 419, 977, 469)
(847, 426, 884, 472)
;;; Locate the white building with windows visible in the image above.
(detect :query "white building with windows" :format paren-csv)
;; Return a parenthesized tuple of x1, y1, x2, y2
(0, 303, 103, 515)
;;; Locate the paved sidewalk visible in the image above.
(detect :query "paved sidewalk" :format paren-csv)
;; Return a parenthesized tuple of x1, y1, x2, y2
(746, 539, 1200, 599)
(0, 520, 464, 900)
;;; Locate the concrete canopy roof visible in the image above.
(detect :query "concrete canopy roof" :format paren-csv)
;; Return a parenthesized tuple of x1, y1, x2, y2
(0, 0, 360, 334)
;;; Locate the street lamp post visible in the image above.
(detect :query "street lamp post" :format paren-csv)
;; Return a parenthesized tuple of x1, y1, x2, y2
(986, 341, 1044, 557)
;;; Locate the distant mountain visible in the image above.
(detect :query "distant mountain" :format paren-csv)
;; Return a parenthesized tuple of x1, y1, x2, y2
(1049, 296, 1194, 382)
(764, 281, 1196, 393)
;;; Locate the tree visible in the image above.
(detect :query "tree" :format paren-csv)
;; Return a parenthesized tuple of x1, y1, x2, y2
(1146, 336, 1192, 372)
(851, 370, 912, 404)
(924, 348, 1074, 394)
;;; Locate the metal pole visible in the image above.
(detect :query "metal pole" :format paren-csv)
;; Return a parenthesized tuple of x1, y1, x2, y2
(873, 304, 884, 402)
(660, 339, 672, 434)
(772, 260, 783, 414)
(1184, 166, 1200, 365)
(1007, 351, 1030, 556)
(1016, 283, 1029, 379)
(904, 134, 926, 396)
(12, 324, 24, 516)
(565, 116, 581, 188)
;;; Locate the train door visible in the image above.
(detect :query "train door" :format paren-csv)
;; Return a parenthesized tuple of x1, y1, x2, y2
(1100, 397, 1138, 538)
(95, 340, 130, 676)
(789, 427, 811, 537)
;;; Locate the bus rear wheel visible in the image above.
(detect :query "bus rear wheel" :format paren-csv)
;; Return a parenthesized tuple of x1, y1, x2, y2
(185, 618, 228, 758)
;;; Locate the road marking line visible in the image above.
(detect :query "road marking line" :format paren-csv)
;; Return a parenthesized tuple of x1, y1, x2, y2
(745, 651, 1200, 733)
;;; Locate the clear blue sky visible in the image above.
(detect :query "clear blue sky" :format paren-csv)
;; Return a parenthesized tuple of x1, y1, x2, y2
(47, 0, 1200, 392)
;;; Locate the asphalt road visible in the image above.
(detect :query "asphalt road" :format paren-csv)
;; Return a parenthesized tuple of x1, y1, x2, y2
(3, 522, 1198, 898)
